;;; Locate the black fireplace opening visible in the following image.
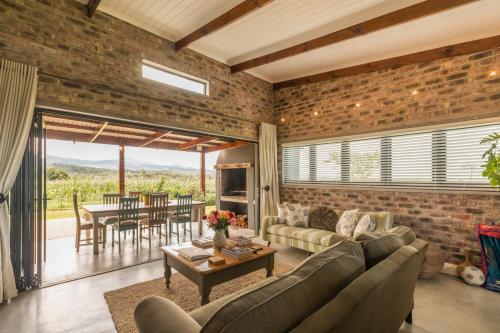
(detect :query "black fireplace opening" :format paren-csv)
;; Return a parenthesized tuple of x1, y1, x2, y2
(221, 168, 246, 197)
(220, 201, 248, 216)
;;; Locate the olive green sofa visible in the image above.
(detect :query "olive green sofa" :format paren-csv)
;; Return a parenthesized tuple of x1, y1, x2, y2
(261, 211, 393, 253)
(134, 226, 427, 333)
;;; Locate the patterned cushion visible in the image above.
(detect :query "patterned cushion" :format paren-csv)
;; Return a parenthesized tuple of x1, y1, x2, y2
(277, 202, 289, 224)
(353, 214, 376, 239)
(285, 203, 310, 228)
(309, 207, 339, 231)
(335, 209, 359, 237)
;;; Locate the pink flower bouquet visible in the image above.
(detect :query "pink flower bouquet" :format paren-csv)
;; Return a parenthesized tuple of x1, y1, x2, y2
(203, 210, 236, 231)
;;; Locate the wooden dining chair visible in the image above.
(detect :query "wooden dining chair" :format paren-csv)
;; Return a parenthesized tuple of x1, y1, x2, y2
(102, 193, 122, 224)
(112, 196, 140, 253)
(73, 193, 106, 252)
(139, 192, 169, 248)
(169, 194, 193, 243)
(129, 191, 142, 197)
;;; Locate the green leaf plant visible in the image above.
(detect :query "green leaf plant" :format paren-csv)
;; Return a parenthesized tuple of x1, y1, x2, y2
(481, 132, 500, 186)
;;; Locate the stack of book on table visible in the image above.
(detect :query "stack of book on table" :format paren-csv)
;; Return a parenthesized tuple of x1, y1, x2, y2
(192, 237, 213, 248)
(222, 246, 253, 260)
(177, 247, 211, 261)
(233, 236, 252, 246)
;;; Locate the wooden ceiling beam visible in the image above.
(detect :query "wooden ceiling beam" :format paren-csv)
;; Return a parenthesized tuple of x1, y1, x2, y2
(139, 131, 171, 147)
(273, 35, 500, 90)
(44, 121, 148, 137)
(205, 140, 249, 153)
(177, 136, 216, 150)
(46, 129, 199, 152)
(90, 121, 108, 143)
(231, 0, 478, 73)
(86, 0, 101, 18)
(175, 0, 274, 51)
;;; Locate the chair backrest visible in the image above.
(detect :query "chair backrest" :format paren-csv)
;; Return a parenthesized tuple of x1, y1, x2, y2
(149, 192, 169, 225)
(129, 191, 142, 197)
(72, 193, 81, 228)
(118, 196, 139, 223)
(176, 194, 192, 217)
(103, 193, 122, 205)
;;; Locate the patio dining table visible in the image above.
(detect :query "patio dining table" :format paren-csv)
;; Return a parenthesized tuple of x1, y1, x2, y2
(82, 200, 206, 254)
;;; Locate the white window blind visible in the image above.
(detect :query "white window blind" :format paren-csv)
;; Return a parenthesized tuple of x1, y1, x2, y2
(282, 122, 500, 193)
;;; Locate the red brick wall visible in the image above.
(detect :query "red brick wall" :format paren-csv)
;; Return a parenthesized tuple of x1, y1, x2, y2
(0, 0, 273, 139)
(275, 50, 500, 265)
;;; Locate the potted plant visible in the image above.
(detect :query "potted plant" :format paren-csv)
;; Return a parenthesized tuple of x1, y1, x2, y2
(481, 133, 500, 186)
(203, 210, 236, 250)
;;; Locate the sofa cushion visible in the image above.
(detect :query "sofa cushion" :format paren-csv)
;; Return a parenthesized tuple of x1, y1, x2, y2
(336, 209, 359, 236)
(309, 207, 338, 231)
(267, 224, 346, 246)
(199, 240, 365, 333)
(353, 214, 376, 239)
(387, 226, 416, 245)
(359, 233, 405, 268)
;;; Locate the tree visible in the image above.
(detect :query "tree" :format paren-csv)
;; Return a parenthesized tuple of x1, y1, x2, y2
(47, 167, 69, 181)
(481, 133, 500, 186)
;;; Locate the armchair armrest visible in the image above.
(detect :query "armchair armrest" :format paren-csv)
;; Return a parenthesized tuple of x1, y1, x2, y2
(260, 216, 278, 241)
(134, 296, 201, 333)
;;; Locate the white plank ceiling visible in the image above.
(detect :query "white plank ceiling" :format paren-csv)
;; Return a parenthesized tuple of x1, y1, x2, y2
(78, 0, 500, 83)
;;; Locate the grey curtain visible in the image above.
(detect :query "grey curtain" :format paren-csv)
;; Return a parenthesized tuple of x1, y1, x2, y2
(0, 59, 38, 302)
(259, 123, 280, 221)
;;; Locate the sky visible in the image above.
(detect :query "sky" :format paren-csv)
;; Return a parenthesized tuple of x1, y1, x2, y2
(47, 139, 219, 170)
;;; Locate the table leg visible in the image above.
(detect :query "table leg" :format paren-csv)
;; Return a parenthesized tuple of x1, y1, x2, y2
(200, 283, 211, 306)
(198, 205, 205, 236)
(93, 215, 99, 255)
(164, 255, 172, 288)
(266, 255, 274, 278)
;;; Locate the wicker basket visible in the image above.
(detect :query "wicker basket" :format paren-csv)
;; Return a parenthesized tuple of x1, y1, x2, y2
(419, 242, 445, 279)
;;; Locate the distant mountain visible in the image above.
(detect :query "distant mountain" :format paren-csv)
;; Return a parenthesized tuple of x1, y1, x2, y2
(47, 155, 214, 175)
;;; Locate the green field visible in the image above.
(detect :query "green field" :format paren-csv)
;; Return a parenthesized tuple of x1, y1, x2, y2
(46, 164, 216, 218)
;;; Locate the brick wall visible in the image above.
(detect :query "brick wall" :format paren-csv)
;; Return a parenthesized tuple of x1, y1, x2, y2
(0, 0, 273, 139)
(275, 50, 500, 265)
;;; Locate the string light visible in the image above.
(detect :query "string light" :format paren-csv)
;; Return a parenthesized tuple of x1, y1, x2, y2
(280, 117, 285, 122)
(276, 48, 498, 115)
(355, 102, 361, 107)
(313, 111, 319, 116)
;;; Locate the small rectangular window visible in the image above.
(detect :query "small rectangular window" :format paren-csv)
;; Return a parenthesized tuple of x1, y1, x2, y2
(142, 60, 209, 95)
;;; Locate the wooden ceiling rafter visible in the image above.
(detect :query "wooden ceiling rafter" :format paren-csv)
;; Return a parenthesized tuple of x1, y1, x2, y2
(205, 140, 249, 153)
(44, 115, 249, 153)
(230, 0, 478, 73)
(175, 0, 275, 51)
(86, 0, 101, 18)
(90, 121, 108, 143)
(273, 34, 500, 89)
(139, 131, 172, 147)
(177, 136, 216, 150)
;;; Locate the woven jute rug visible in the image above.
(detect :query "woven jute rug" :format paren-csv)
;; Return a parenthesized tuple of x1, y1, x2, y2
(104, 262, 292, 333)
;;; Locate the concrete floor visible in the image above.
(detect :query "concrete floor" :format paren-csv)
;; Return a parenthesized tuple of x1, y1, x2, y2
(1, 241, 499, 333)
(43, 222, 257, 285)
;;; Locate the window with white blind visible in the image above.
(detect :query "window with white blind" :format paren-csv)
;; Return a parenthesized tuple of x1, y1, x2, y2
(282, 122, 500, 193)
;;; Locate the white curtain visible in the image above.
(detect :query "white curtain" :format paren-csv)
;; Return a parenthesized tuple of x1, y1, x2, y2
(259, 123, 280, 220)
(0, 59, 38, 302)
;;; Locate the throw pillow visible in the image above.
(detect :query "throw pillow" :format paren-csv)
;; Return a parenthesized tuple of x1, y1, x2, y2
(286, 203, 310, 228)
(353, 214, 376, 239)
(309, 207, 339, 231)
(335, 209, 359, 237)
(277, 202, 289, 224)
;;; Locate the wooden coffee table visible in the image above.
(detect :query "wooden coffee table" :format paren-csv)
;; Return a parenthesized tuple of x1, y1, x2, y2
(161, 243, 277, 305)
